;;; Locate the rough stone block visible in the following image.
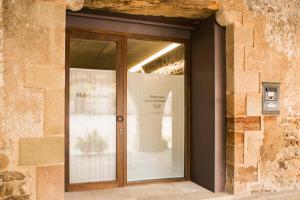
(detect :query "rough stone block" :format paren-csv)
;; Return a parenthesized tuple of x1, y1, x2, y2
(226, 24, 235, 48)
(226, 69, 234, 93)
(7, 88, 44, 137)
(236, 25, 254, 47)
(36, 1, 66, 29)
(244, 131, 263, 167)
(37, 165, 64, 200)
(226, 144, 244, 165)
(242, 2, 255, 25)
(44, 90, 65, 136)
(227, 45, 245, 71)
(84, 0, 222, 19)
(253, 15, 269, 47)
(227, 24, 254, 47)
(226, 144, 235, 164)
(24, 68, 65, 90)
(49, 28, 65, 66)
(216, 10, 242, 26)
(226, 130, 244, 146)
(234, 70, 260, 93)
(226, 164, 234, 185)
(235, 166, 258, 183)
(227, 116, 261, 131)
(226, 183, 234, 194)
(245, 47, 268, 71)
(260, 51, 287, 82)
(233, 182, 246, 194)
(246, 92, 262, 116)
(260, 116, 281, 161)
(234, 93, 247, 116)
(19, 137, 64, 165)
(0, 153, 9, 170)
(0, 171, 30, 199)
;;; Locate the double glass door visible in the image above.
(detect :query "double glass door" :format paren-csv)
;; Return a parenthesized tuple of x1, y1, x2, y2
(66, 30, 186, 190)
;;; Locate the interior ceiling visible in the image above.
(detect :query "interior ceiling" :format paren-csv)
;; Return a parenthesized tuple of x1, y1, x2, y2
(70, 38, 175, 70)
(70, 38, 116, 70)
(127, 39, 174, 69)
(83, 0, 220, 20)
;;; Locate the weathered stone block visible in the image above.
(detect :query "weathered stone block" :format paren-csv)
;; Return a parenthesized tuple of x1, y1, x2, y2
(84, 0, 221, 19)
(253, 15, 269, 47)
(242, 1, 255, 25)
(226, 69, 234, 93)
(226, 144, 244, 164)
(233, 182, 246, 194)
(246, 92, 262, 116)
(35, 1, 66, 29)
(49, 28, 65, 66)
(235, 166, 258, 183)
(234, 70, 260, 93)
(234, 93, 247, 116)
(226, 130, 244, 146)
(226, 183, 234, 194)
(37, 165, 64, 200)
(7, 88, 44, 137)
(226, 163, 234, 185)
(245, 47, 268, 71)
(219, 0, 243, 11)
(259, 51, 287, 82)
(244, 131, 263, 167)
(226, 24, 235, 48)
(44, 90, 64, 136)
(227, 45, 245, 71)
(0, 153, 9, 170)
(227, 24, 254, 47)
(0, 171, 29, 199)
(260, 116, 282, 161)
(24, 68, 65, 90)
(227, 116, 261, 131)
(216, 10, 242, 26)
(19, 137, 64, 165)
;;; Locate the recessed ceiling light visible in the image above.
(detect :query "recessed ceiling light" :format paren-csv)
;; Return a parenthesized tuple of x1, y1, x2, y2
(129, 43, 181, 73)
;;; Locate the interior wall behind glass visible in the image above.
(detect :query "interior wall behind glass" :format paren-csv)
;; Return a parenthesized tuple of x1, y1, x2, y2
(127, 39, 185, 181)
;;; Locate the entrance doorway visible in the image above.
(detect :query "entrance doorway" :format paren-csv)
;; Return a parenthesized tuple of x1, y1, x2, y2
(65, 29, 188, 191)
(65, 11, 226, 193)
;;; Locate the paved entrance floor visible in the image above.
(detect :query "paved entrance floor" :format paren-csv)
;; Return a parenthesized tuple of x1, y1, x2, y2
(65, 181, 300, 200)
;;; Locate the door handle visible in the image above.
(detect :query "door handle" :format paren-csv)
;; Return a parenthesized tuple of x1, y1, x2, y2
(117, 115, 124, 122)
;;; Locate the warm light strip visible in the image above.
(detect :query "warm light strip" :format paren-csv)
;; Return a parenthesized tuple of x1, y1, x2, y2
(129, 43, 181, 72)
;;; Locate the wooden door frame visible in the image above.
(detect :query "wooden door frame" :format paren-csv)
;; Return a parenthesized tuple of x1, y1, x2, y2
(65, 26, 191, 192)
(65, 29, 126, 192)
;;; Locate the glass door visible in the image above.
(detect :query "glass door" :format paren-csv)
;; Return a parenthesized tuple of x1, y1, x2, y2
(66, 30, 187, 190)
(126, 39, 186, 182)
(66, 31, 125, 190)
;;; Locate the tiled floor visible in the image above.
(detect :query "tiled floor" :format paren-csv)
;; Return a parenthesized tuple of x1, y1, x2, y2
(65, 181, 300, 200)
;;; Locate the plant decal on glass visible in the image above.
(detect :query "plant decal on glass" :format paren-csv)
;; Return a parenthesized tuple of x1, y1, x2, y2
(75, 129, 108, 154)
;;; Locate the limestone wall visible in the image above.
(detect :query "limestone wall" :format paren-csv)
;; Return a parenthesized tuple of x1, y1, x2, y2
(0, 0, 66, 199)
(0, 0, 299, 199)
(217, 0, 300, 194)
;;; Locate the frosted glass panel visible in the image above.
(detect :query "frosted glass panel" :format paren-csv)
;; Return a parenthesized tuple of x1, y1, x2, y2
(127, 39, 185, 181)
(69, 38, 117, 184)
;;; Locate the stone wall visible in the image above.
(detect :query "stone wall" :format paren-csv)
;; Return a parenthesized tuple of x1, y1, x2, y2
(0, 0, 299, 199)
(217, 0, 300, 194)
(0, 0, 66, 199)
